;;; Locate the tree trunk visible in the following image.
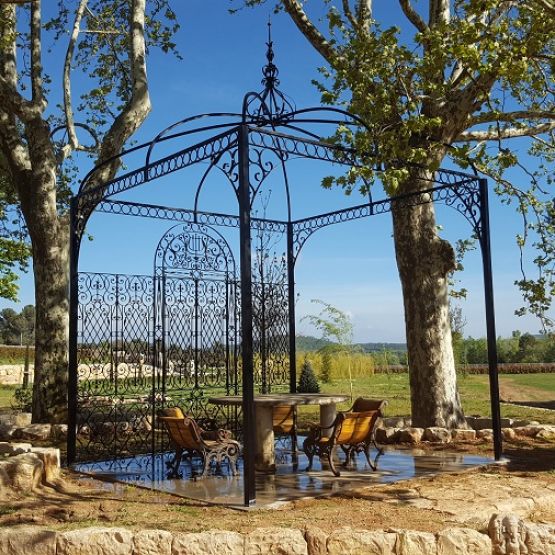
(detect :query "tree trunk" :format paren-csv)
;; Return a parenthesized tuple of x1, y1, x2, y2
(19, 173, 69, 424)
(391, 169, 466, 429)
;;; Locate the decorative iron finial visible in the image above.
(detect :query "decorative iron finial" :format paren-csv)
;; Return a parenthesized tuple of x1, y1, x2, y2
(243, 18, 296, 126)
(262, 19, 279, 91)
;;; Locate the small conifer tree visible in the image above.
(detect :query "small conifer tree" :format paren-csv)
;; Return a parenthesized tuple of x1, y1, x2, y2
(298, 357, 320, 393)
(320, 349, 333, 384)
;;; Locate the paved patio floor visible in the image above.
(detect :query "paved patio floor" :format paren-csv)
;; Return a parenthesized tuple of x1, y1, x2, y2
(74, 442, 492, 509)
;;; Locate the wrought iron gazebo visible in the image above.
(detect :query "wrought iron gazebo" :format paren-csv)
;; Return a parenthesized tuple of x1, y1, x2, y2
(67, 30, 502, 506)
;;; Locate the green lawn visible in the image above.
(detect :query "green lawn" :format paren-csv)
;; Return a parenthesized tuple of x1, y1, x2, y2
(3, 372, 555, 425)
(498, 372, 555, 393)
(0, 385, 17, 410)
(306, 373, 555, 426)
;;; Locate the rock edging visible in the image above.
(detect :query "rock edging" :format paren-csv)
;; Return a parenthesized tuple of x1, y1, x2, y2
(1, 513, 552, 554)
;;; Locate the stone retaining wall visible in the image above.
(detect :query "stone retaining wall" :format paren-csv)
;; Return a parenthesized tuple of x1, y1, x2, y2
(1, 514, 552, 554)
(0, 364, 33, 385)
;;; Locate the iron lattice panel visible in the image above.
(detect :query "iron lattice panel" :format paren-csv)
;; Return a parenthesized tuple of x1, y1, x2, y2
(76, 273, 156, 463)
(158, 275, 240, 431)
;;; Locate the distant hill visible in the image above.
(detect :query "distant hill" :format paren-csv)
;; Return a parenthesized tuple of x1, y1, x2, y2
(357, 342, 407, 353)
(296, 335, 407, 353)
(296, 335, 333, 351)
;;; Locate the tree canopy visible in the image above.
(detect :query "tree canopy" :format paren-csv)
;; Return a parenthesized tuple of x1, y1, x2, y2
(240, 0, 555, 329)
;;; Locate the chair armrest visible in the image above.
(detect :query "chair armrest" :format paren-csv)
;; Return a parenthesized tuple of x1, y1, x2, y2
(201, 428, 233, 441)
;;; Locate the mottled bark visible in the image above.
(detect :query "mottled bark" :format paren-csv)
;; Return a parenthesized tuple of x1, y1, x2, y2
(392, 167, 465, 428)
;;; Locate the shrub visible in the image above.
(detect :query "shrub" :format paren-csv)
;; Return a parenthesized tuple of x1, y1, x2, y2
(320, 350, 333, 383)
(12, 387, 32, 412)
(298, 357, 320, 393)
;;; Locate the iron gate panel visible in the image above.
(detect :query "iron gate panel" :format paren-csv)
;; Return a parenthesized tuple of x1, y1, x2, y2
(75, 273, 155, 464)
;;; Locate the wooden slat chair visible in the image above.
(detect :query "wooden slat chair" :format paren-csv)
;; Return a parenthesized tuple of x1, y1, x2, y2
(303, 400, 386, 477)
(158, 408, 240, 479)
(273, 404, 297, 453)
(347, 398, 387, 456)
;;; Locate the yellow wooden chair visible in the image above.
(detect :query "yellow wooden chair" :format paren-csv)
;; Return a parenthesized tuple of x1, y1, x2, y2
(272, 404, 297, 452)
(158, 408, 240, 478)
(303, 400, 386, 476)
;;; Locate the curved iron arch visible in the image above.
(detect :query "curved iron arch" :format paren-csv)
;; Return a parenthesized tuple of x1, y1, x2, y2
(154, 222, 236, 280)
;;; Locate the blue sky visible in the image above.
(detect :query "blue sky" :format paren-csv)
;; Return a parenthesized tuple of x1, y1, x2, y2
(1, 1, 550, 342)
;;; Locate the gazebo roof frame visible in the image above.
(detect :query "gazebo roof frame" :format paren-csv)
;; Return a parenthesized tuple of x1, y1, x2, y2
(68, 26, 502, 507)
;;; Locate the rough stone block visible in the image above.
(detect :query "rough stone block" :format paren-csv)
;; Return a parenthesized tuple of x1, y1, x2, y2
(468, 418, 513, 431)
(536, 427, 555, 441)
(0, 452, 43, 491)
(423, 427, 452, 443)
(376, 427, 400, 444)
(396, 530, 437, 554)
(489, 513, 555, 555)
(57, 527, 133, 555)
(172, 531, 244, 555)
(382, 417, 407, 428)
(501, 428, 517, 441)
(30, 447, 60, 484)
(451, 429, 476, 441)
(0, 425, 17, 441)
(398, 428, 424, 444)
(52, 424, 68, 441)
(0, 442, 32, 456)
(13, 424, 52, 441)
(245, 527, 307, 554)
(327, 528, 397, 555)
(134, 529, 172, 555)
(437, 528, 491, 555)
(476, 429, 493, 441)
(0, 525, 56, 555)
(305, 526, 327, 555)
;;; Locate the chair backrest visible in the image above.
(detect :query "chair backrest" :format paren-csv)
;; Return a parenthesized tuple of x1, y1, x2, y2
(350, 398, 386, 413)
(334, 410, 380, 445)
(273, 405, 295, 434)
(158, 408, 203, 450)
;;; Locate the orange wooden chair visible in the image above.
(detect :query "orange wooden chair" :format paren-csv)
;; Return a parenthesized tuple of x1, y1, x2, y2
(158, 408, 240, 478)
(303, 399, 386, 476)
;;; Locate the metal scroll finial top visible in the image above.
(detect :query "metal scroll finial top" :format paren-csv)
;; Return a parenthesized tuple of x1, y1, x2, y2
(262, 19, 279, 91)
(243, 19, 295, 126)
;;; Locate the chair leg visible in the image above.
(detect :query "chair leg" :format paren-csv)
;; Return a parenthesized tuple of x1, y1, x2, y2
(291, 430, 298, 454)
(328, 446, 340, 477)
(303, 439, 315, 471)
(200, 453, 211, 478)
(167, 447, 183, 478)
(364, 444, 378, 471)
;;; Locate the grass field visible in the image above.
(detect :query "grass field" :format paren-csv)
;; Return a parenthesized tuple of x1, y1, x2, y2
(301, 373, 555, 426)
(0, 385, 17, 410)
(2, 373, 555, 425)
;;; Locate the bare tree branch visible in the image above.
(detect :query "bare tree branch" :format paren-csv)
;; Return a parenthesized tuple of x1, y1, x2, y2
(429, 0, 450, 26)
(0, 4, 30, 176)
(341, 0, 357, 29)
(30, 0, 44, 110)
(470, 110, 555, 126)
(356, 0, 372, 30)
(456, 121, 555, 141)
(399, 0, 427, 33)
(526, 0, 555, 16)
(86, 0, 151, 188)
(62, 0, 88, 159)
(282, 0, 337, 65)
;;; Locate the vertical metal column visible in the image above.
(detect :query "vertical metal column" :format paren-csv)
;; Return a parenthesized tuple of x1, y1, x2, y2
(67, 197, 80, 465)
(478, 178, 503, 460)
(238, 124, 256, 506)
(287, 222, 297, 393)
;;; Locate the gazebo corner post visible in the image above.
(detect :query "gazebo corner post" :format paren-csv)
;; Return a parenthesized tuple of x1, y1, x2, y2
(478, 178, 503, 461)
(238, 123, 257, 506)
(67, 196, 80, 466)
(287, 222, 297, 393)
